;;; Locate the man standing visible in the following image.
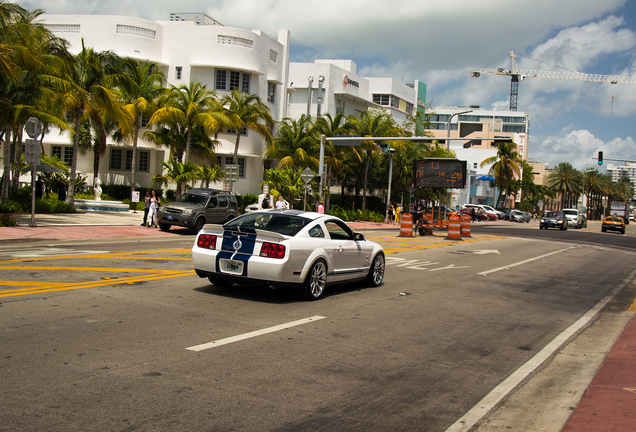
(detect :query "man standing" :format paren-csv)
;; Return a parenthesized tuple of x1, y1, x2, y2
(56, 179, 66, 202)
(35, 176, 43, 200)
(142, 190, 151, 226)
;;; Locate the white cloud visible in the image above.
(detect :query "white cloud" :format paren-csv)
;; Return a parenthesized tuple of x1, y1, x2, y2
(531, 127, 636, 170)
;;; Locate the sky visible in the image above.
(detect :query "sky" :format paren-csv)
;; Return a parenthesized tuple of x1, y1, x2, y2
(17, 0, 636, 172)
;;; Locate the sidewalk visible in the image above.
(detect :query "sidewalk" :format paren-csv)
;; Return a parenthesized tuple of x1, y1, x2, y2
(1, 210, 635, 431)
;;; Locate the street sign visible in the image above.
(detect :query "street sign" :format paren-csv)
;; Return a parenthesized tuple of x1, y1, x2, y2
(301, 167, 314, 184)
(24, 139, 41, 164)
(24, 117, 42, 139)
(413, 159, 467, 189)
(225, 164, 239, 181)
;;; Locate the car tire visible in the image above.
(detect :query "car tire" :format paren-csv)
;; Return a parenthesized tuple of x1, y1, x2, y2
(367, 253, 385, 287)
(159, 222, 170, 231)
(192, 217, 206, 234)
(602, 228, 606, 232)
(208, 275, 233, 288)
(224, 215, 234, 223)
(299, 260, 327, 300)
(621, 229, 625, 234)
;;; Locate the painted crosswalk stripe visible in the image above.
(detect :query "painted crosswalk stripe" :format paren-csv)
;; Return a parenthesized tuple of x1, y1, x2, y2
(186, 316, 326, 352)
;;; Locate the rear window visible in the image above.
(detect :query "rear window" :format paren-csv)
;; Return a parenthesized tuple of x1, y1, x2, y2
(606, 217, 623, 222)
(225, 213, 310, 236)
(562, 210, 578, 216)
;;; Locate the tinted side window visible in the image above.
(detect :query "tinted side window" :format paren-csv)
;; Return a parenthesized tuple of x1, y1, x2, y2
(309, 225, 325, 238)
(208, 197, 218, 208)
(218, 196, 228, 208)
(228, 195, 237, 207)
(325, 220, 354, 240)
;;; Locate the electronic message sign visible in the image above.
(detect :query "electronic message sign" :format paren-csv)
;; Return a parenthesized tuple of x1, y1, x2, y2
(413, 159, 467, 188)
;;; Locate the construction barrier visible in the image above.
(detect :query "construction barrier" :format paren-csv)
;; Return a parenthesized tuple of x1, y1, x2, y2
(447, 215, 461, 240)
(460, 214, 471, 237)
(399, 213, 413, 237)
(418, 213, 434, 235)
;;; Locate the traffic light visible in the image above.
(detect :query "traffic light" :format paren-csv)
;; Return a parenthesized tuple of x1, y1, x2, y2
(598, 151, 603, 165)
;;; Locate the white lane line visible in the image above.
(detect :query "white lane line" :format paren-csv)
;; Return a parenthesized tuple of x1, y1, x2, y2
(445, 267, 636, 432)
(186, 315, 326, 352)
(477, 246, 576, 275)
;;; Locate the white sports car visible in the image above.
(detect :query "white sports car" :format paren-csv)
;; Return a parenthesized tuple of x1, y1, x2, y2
(192, 210, 385, 300)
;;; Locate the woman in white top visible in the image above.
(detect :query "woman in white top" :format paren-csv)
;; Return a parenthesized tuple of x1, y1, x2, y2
(148, 190, 160, 228)
(275, 196, 287, 209)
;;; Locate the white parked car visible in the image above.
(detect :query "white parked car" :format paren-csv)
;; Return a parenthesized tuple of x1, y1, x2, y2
(192, 210, 385, 300)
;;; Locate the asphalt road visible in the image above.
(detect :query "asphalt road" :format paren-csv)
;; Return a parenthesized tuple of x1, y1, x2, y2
(1, 223, 635, 432)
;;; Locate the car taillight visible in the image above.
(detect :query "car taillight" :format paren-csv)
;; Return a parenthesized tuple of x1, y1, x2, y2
(260, 242, 285, 259)
(197, 234, 216, 249)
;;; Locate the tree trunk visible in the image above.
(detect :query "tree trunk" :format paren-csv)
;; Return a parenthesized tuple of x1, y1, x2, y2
(233, 131, 241, 165)
(362, 150, 371, 212)
(66, 114, 82, 205)
(2, 130, 12, 204)
(130, 119, 140, 196)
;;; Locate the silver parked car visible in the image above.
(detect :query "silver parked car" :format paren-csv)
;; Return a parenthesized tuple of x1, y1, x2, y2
(510, 210, 531, 223)
(192, 210, 385, 300)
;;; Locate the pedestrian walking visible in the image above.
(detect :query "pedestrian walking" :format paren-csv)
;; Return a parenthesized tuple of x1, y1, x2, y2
(388, 204, 394, 224)
(317, 201, 324, 214)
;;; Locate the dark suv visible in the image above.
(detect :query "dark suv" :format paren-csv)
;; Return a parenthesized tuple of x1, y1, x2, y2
(157, 188, 237, 233)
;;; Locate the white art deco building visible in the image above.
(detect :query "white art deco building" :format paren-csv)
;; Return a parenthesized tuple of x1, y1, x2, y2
(32, 13, 291, 195)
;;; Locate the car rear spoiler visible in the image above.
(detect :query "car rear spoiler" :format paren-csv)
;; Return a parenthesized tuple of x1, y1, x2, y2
(202, 223, 287, 241)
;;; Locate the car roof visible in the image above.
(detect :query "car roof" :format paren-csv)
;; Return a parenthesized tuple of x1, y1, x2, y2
(186, 188, 231, 196)
(248, 209, 330, 221)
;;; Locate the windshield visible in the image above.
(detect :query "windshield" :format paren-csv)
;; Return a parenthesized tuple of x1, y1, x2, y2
(225, 212, 311, 237)
(546, 212, 561, 218)
(562, 210, 578, 216)
(175, 193, 208, 207)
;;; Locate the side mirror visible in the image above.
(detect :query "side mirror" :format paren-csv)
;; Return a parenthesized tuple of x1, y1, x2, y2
(354, 233, 365, 241)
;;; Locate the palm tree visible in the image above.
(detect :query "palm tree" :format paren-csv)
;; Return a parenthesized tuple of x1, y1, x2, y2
(349, 109, 400, 212)
(149, 81, 228, 163)
(313, 112, 357, 212)
(197, 164, 225, 188)
(54, 39, 131, 204)
(265, 115, 318, 169)
(117, 58, 166, 196)
(0, 3, 69, 203)
(151, 159, 198, 198)
(480, 140, 522, 208)
(547, 162, 580, 209)
(221, 90, 274, 166)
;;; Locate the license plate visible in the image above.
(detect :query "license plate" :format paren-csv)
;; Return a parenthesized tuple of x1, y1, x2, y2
(220, 259, 243, 275)
(166, 215, 173, 220)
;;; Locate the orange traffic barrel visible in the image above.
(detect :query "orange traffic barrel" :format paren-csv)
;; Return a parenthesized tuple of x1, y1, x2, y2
(447, 215, 461, 240)
(461, 214, 471, 237)
(399, 213, 413, 237)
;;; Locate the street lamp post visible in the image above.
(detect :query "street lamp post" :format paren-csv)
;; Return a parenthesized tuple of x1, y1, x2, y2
(446, 110, 472, 157)
(444, 110, 472, 217)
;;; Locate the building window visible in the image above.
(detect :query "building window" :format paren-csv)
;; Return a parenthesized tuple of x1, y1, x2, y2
(473, 163, 478, 169)
(51, 145, 73, 165)
(224, 156, 246, 178)
(405, 102, 413, 114)
(176, 66, 182, 80)
(224, 127, 247, 136)
(336, 99, 345, 114)
(138, 151, 149, 172)
(267, 82, 276, 103)
(215, 69, 227, 90)
(373, 94, 390, 106)
(110, 148, 135, 170)
(391, 95, 400, 109)
(215, 69, 250, 93)
(269, 49, 278, 63)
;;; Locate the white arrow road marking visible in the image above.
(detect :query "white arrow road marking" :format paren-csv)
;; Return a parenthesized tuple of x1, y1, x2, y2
(473, 250, 500, 255)
(186, 316, 326, 352)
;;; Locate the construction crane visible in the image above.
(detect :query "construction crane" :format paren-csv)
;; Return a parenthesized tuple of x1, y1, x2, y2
(471, 51, 636, 111)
